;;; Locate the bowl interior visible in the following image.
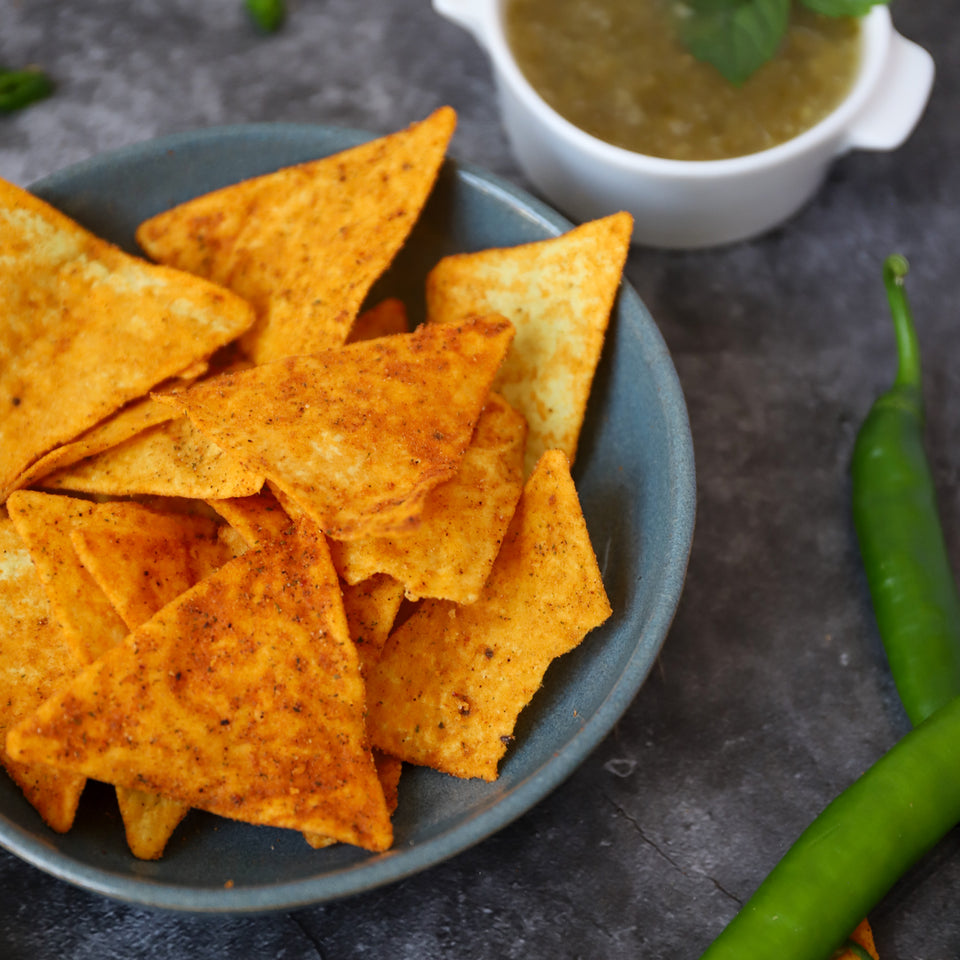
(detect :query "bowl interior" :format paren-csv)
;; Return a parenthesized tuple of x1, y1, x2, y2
(0, 124, 695, 912)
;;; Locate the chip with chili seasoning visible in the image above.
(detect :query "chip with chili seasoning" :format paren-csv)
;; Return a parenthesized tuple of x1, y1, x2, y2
(68, 500, 240, 632)
(38, 416, 265, 500)
(0, 177, 255, 503)
(5, 490, 130, 666)
(347, 297, 410, 343)
(330, 392, 527, 604)
(0, 514, 88, 833)
(158, 314, 515, 541)
(136, 107, 456, 365)
(364, 449, 612, 781)
(426, 212, 632, 475)
(6, 521, 393, 852)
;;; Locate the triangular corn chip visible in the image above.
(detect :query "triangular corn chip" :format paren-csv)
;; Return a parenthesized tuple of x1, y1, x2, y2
(330, 393, 526, 603)
(159, 315, 514, 540)
(0, 514, 87, 832)
(340, 574, 407, 675)
(6, 490, 129, 665)
(39, 416, 265, 500)
(14, 395, 177, 491)
(207, 489, 295, 547)
(7, 523, 393, 852)
(70, 500, 244, 860)
(347, 297, 410, 343)
(136, 108, 456, 364)
(426, 213, 632, 474)
(303, 748, 402, 850)
(365, 450, 612, 781)
(69, 501, 239, 631)
(0, 177, 255, 502)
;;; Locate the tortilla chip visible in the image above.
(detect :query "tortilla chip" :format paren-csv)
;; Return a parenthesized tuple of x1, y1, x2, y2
(347, 298, 410, 343)
(68, 500, 238, 631)
(6, 490, 129, 665)
(303, 748, 402, 849)
(426, 213, 632, 475)
(207, 489, 295, 547)
(7, 522, 393, 852)
(0, 177, 255, 502)
(0, 514, 87, 832)
(330, 393, 526, 603)
(365, 449, 612, 781)
(14, 395, 178, 491)
(341, 574, 406, 674)
(39, 416, 265, 500)
(159, 314, 515, 540)
(136, 108, 456, 364)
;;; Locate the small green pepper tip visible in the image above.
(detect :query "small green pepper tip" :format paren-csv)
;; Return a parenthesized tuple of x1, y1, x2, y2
(883, 253, 909, 287)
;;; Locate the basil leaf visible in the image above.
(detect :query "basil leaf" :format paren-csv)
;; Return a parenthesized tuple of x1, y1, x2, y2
(800, 0, 889, 15)
(679, 0, 791, 86)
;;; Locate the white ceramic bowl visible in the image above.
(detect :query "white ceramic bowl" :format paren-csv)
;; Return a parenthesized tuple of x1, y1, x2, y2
(434, 1, 935, 249)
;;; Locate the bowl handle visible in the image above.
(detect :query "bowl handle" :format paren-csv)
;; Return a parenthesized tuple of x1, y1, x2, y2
(841, 30, 935, 153)
(432, 0, 486, 43)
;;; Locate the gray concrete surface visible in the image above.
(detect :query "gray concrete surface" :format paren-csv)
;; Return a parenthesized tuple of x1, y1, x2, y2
(1, 1, 959, 956)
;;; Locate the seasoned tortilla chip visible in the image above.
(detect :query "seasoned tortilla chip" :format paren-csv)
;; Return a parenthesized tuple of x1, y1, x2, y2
(7, 522, 393, 852)
(365, 450, 612, 781)
(159, 315, 514, 540)
(426, 213, 632, 474)
(69, 501, 238, 631)
(0, 178, 255, 502)
(303, 748, 402, 849)
(136, 108, 456, 364)
(330, 393, 526, 603)
(207, 489, 294, 546)
(0, 514, 87, 832)
(341, 574, 406, 674)
(347, 297, 410, 343)
(39, 416, 265, 500)
(6, 490, 129, 665)
(14, 395, 178, 491)
(70, 500, 242, 860)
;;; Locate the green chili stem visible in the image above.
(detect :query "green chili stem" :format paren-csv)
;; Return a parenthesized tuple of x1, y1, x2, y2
(883, 254, 921, 395)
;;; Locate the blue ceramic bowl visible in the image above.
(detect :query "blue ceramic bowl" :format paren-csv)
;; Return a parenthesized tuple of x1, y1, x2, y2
(0, 124, 696, 911)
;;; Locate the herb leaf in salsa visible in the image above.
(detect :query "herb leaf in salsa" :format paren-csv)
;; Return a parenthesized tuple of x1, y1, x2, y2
(678, 0, 791, 87)
(680, 0, 888, 85)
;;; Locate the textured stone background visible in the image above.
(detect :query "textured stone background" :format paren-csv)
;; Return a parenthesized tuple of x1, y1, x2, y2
(2, 1, 959, 957)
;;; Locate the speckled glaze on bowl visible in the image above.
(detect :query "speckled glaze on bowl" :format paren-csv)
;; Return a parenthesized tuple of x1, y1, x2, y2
(0, 124, 696, 912)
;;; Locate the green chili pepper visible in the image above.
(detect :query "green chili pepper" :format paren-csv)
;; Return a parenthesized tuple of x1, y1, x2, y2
(245, 0, 286, 32)
(0, 68, 54, 114)
(851, 254, 960, 726)
(699, 694, 960, 960)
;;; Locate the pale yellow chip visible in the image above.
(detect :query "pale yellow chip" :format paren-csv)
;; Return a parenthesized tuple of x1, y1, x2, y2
(0, 514, 87, 833)
(7, 522, 393, 852)
(6, 490, 129, 665)
(347, 297, 410, 343)
(330, 393, 526, 604)
(136, 108, 456, 365)
(159, 315, 514, 540)
(426, 212, 632, 475)
(0, 177, 256, 502)
(69, 500, 238, 632)
(365, 449, 612, 781)
(39, 416, 265, 500)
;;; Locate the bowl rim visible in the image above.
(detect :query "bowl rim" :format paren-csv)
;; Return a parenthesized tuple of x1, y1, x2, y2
(477, 0, 892, 177)
(0, 122, 697, 913)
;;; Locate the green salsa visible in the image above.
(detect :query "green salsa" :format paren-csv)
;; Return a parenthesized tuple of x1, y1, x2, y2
(505, 0, 862, 161)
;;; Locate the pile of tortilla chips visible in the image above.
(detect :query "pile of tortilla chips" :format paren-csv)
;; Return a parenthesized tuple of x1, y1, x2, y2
(0, 107, 629, 862)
